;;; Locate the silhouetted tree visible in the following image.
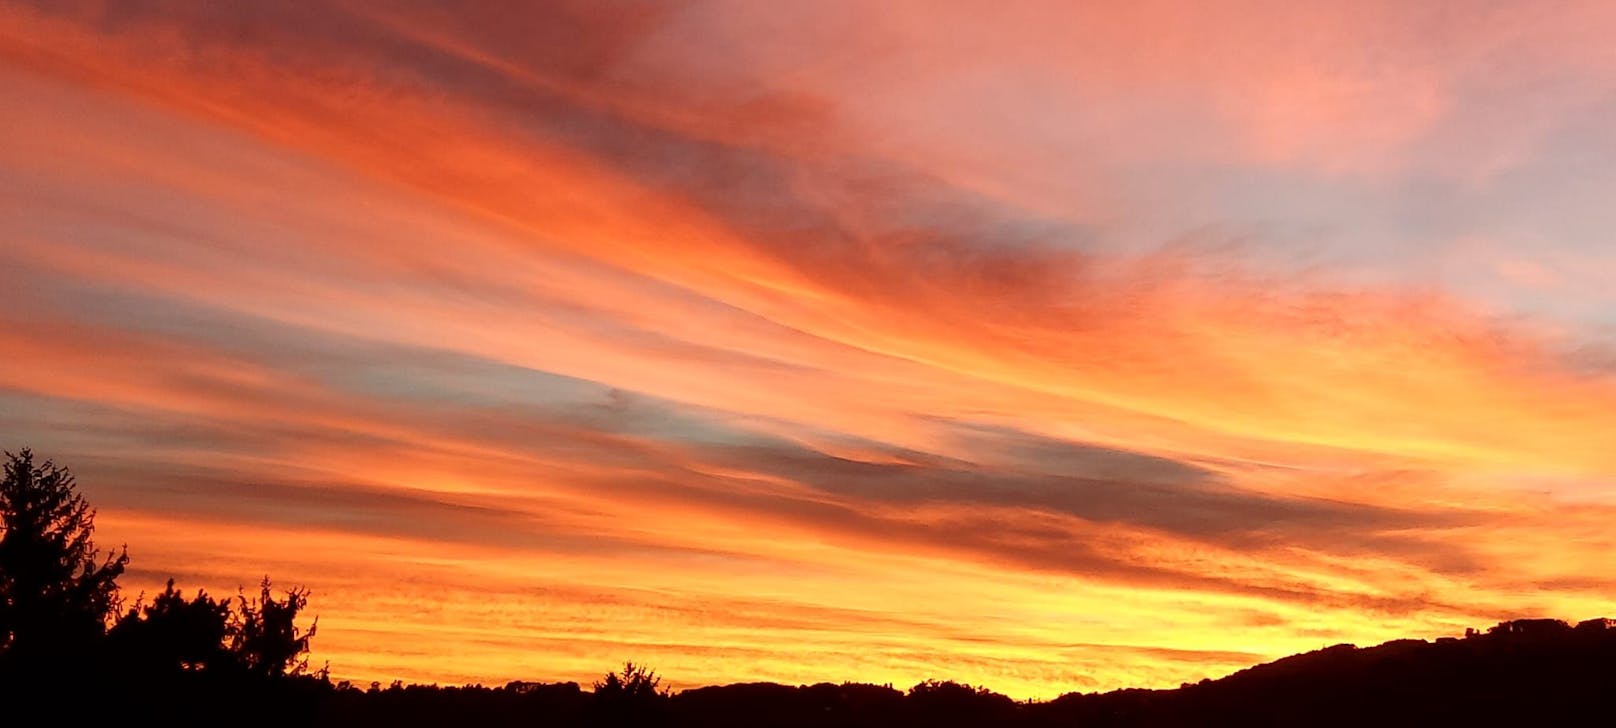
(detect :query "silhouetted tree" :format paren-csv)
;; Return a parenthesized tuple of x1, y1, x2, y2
(232, 577, 317, 679)
(906, 679, 1017, 724)
(0, 449, 127, 664)
(107, 580, 232, 673)
(595, 661, 665, 699)
(592, 661, 668, 726)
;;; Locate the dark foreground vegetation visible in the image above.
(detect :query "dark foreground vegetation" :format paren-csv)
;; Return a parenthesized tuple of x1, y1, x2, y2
(5, 448, 1616, 726)
(305, 620, 1616, 727)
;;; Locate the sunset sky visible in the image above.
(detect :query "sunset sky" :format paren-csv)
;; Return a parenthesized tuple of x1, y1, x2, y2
(5, 1, 1616, 698)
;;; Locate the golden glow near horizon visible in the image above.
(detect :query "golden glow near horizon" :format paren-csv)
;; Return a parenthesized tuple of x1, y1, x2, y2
(4, 1, 1616, 698)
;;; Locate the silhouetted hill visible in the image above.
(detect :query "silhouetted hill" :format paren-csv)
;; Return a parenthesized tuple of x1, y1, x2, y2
(1038, 617, 1616, 727)
(293, 617, 1616, 727)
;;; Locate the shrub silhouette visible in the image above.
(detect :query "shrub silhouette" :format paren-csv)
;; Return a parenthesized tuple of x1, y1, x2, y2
(0, 449, 127, 666)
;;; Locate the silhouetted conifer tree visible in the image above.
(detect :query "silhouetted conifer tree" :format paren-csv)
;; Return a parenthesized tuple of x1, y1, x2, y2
(0, 449, 127, 665)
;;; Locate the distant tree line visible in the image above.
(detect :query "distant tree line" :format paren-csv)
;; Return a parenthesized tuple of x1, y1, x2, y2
(8, 447, 1616, 727)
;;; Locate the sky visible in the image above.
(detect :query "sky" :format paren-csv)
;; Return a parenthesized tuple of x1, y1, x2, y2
(4, 0, 1616, 698)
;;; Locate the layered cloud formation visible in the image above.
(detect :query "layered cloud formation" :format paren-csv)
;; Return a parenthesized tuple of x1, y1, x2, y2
(4, 1, 1616, 696)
